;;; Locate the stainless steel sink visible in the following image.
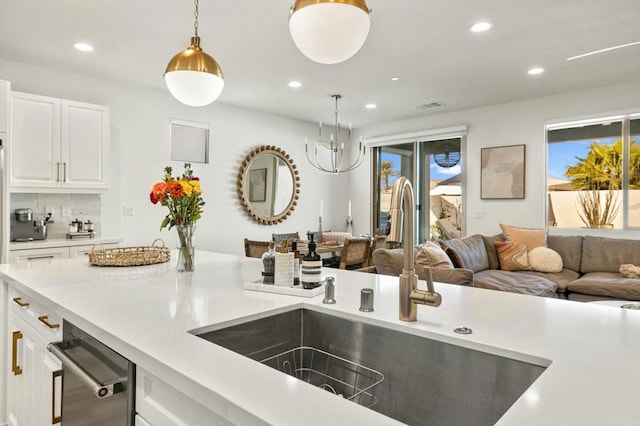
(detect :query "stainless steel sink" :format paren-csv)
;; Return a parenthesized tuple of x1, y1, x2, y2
(194, 308, 547, 426)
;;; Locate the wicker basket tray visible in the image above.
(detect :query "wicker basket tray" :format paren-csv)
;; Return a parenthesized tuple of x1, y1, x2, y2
(89, 239, 170, 267)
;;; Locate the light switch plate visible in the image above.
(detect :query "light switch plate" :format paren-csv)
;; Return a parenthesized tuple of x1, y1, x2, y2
(62, 207, 72, 217)
(122, 205, 135, 216)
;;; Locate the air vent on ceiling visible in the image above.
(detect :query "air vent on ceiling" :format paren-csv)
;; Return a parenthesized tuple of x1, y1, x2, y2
(416, 102, 445, 109)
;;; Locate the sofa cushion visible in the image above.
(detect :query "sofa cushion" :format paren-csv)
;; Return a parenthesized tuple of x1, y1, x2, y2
(528, 247, 563, 273)
(372, 247, 419, 276)
(417, 266, 474, 287)
(500, 224, 548, 251)
(521, 269, 580, 293)
(482, 234, 504, 270)
(567, 272, 640, 300)
(416, 241, 453, 269)
(495, 241, 531, 271)
(439, 234, 489, 273)
(580, 236, 640, 273)
(473, 270, 558, 297)
(547, 235, 583, 273)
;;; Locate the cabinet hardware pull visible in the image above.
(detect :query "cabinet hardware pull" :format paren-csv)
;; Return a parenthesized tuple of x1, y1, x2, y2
(52, 370, 63, 424)
(63, 162, 67, 182)
(39, 315, 61, 329)
(27, 255, 55, 260)
(12, 297, 30, 307)
(57, 161, 61, 182)
(12, 331, 23, 375)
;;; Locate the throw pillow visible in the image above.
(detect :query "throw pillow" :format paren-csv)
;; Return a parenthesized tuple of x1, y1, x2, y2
(416, 241, 454, 270)
(528, 247, 563, 273)
(495, 240, 531, 271)
(500, 223, 548, 251)
(620, 264, 640, 279)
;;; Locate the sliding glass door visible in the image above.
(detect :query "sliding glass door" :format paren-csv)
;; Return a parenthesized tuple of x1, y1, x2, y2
(373, 138, 463, 244)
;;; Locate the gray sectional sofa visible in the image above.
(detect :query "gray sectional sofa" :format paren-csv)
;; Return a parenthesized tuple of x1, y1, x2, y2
(368, 234, 640, 302)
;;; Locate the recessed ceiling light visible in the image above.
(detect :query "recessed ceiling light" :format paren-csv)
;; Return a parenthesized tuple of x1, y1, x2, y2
(73, 42, 94, 52)
(365, 103, 377, 109)
(469, 22, 492, 32)
(390, 76, 400, 81)
(528, 67, 545, 75)
(288, 81, 302, 88)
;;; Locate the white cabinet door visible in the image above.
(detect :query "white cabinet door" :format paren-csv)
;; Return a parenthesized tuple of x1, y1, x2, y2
(61, 100, 109, 189)
(9, 92, 61, 188)
(39, 349, 62, 426)
(7, 311, 39, 426)
(9, 247, 70, 263)
(0, 79, 9, 133)
(9, 92, 109, 191)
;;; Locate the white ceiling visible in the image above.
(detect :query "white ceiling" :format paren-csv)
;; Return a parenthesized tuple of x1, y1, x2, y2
(1, 0, 639, 128)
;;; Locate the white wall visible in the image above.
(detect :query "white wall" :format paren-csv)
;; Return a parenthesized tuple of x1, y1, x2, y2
(0, 59, 351, 255)
(352, 79, 640, 239)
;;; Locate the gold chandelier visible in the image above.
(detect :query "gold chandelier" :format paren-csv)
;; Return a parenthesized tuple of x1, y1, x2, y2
(164, 0, 224, 107)
(305, 95, 366, 174)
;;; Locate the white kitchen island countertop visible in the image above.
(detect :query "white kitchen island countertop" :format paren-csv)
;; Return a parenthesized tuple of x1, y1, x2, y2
(1, 251, 639, 425)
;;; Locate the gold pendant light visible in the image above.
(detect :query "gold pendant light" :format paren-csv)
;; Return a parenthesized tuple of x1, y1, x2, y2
(164, 0, 224, 107)
(289, 0, 371, 64)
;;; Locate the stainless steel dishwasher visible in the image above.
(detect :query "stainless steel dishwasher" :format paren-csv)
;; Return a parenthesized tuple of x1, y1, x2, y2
(48, 320, 135, 425)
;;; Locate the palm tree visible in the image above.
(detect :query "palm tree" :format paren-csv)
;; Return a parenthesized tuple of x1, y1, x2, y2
(564, 138, 640, 190)
(563, 138, 640, 227)
(380, 160, 394, 190)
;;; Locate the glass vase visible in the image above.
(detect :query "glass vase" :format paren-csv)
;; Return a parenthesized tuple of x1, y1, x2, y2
(175, 224, 196, 272)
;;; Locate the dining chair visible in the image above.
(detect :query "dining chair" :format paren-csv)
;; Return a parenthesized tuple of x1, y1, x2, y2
(337, 236, 372, 270)
(272, 232, 300, 244)
(244, 238, 270, 258)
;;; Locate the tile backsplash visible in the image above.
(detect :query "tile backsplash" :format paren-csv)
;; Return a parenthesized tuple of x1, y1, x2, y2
(10, 193, 102, 239)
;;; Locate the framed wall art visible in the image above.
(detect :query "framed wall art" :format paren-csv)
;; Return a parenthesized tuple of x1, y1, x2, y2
(481, 144, 526, 199)
(249, 168, 267, 202)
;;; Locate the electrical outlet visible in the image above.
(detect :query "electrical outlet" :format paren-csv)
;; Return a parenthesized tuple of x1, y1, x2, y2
(122, 205, 135, 216)
(62, 207, 72, 217)
(45, 206, 55, 217)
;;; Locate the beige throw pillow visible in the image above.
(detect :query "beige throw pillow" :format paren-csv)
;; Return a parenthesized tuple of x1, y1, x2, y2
(495, 241, 531, 271)
(416, 241, 454, 270)
(500, 223, 548, 251)
(528, 247, 563, 273)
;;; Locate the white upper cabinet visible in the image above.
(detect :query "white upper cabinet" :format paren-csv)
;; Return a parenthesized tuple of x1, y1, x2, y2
(10, 91, 109, 191)
(0, 79, 9, 134)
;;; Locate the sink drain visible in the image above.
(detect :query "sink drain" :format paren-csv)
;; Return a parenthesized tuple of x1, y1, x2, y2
(454, 326, 473, 335)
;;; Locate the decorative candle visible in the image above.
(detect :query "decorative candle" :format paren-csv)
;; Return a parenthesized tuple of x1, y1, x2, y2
(348, 200, 352, 217)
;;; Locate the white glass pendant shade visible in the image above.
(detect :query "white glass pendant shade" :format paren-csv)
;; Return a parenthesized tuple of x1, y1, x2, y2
(164, 36, 224, 107)
(289, 1, 371, 64)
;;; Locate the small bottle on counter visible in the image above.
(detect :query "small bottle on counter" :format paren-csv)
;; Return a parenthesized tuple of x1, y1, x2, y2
(291, 241, 301, 286)
(301, 233, 322, 289)
(261, 241, 276, 284)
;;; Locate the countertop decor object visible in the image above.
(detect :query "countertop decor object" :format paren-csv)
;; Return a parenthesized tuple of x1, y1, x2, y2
(88, 239, 169, 267)
(150, 163, 204, 271)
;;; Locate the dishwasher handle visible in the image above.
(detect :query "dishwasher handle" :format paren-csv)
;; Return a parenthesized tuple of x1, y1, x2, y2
(48, 343, 127, 398)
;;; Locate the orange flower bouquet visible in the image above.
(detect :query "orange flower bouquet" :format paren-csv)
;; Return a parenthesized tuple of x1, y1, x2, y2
(150, 163, 204, 271)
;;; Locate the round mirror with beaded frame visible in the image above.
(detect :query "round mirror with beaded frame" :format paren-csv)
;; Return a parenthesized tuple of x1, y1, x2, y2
(237, 145, 300, 225)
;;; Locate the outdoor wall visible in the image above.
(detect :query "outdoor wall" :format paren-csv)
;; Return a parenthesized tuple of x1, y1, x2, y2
(0, 59, 352, 255)
(350, 79, 640, 239)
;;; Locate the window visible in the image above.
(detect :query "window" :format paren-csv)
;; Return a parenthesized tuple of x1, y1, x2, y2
(546, 115, 639, 229)
(170, 119, 210, 164)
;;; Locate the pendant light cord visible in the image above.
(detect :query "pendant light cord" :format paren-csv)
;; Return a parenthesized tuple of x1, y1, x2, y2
(193, 0, 199, 37)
